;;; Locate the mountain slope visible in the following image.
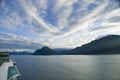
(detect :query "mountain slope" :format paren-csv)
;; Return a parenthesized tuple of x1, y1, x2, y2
(70, 35, 120, 54)
(9, 51, 31, 55)
(33, 46, 56, 55)
(32, 35, 120, 55)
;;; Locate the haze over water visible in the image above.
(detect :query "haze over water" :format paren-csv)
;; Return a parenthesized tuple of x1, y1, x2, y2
(11, 55, 120, 80)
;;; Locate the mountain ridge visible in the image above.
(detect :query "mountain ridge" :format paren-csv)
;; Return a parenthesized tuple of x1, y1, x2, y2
(33, 46, 56, 55)
(33, 35, 120, 55)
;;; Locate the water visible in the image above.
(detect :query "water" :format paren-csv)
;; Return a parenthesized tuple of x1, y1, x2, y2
(10, 55, 120, 80)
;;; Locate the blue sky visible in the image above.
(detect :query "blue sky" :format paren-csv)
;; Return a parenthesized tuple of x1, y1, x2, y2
(0, 0, 120, 52)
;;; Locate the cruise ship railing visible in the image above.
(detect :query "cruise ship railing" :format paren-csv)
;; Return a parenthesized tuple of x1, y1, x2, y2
(0, 55, 9, 66)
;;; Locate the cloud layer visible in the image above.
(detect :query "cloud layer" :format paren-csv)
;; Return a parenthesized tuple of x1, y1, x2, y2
(0, 0, 120, 51)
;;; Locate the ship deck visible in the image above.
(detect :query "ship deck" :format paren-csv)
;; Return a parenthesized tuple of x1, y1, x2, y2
(0, 59, 20, 80)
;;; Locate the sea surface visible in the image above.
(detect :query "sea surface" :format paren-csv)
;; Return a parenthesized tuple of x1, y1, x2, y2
(10, 55, 120, 80)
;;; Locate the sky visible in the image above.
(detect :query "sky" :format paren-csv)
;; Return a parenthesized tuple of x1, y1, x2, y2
(0, 0, 120, 52)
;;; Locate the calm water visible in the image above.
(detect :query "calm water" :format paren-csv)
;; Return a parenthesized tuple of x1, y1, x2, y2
(10, 55, 120, 80)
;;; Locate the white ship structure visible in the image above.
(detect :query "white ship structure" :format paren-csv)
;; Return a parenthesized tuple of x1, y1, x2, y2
(0, 52, 20, 80)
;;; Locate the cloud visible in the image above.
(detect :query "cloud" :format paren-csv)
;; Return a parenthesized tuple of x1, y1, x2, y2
(0, 32, 42, 51)
(0, 0, 119, 51)
(46, 0, 109, 42)
(18, 0, 59, 32)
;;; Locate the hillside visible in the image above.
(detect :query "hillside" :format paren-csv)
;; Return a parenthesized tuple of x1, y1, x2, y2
(33, 46, 56, 55)
(33, 35, 120, 55)
(70, 35, 120, 54)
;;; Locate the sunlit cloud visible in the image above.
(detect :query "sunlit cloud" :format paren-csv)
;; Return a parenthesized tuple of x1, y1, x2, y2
(0, 0, 119, 51)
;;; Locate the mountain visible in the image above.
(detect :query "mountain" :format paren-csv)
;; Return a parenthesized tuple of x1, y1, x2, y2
(70, 35, 120, 54)
(33, 46, 56, 55)
(53, 48, 71, 55)
(32, 35, 120, 55)
(9, 51, 32, 55)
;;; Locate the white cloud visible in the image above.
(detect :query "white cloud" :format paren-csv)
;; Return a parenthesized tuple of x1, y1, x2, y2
(18, 0, 58, 32)
(47, 0, 109, 42)
(52, 0, 78, 29)
(0, 0, 119, 50)
(42, 0, 120, 48)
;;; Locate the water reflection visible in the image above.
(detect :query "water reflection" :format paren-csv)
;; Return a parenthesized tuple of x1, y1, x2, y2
(10, 55, 120, 80)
